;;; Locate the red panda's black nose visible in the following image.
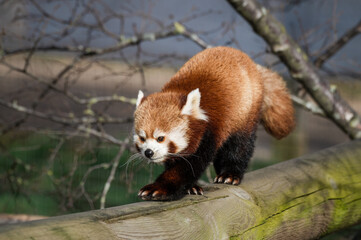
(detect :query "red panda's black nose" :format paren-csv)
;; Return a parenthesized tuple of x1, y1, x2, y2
(144, 149, 154, 159)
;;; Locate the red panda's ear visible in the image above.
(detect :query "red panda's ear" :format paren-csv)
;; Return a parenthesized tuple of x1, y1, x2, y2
(181, 88, 208, 121)
(136, 90, 144, 108)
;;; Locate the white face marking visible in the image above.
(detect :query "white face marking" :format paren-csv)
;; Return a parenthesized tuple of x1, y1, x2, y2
(134, 122, 189, 163)
(181, 88, 208, 121)
(142, 139, 168, 163)
(134, 129, 168, 163)
(167, 122, 189, 153)
(153, 128, 166, 139)
(138, 129, 146, 139)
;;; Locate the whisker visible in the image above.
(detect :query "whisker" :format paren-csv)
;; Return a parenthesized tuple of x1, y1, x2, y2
(120, 153, 140, 168)
(123, 152, 199, 180)
(122, 153, 145, 180)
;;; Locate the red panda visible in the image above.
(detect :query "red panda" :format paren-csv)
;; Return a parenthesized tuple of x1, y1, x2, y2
(134, 46, 295, 201)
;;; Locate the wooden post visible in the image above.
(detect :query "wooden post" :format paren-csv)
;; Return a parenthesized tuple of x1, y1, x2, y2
(1, 140, 361, 239)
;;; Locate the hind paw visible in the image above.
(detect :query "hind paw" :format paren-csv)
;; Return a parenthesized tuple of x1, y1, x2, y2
(214, 173, 241, 185)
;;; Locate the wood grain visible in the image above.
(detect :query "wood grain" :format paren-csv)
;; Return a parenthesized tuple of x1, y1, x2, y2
(0, 140, 360, 240)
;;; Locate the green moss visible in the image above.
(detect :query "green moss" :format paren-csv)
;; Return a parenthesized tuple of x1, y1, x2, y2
(50, 227, 73, 240)
(233, 158, 361, 239)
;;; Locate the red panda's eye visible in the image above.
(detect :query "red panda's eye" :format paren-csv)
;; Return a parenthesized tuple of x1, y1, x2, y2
(157, 136, 165, 143)
(139, 136, 146, 142)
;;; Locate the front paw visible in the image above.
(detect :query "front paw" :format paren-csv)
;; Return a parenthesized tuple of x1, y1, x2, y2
(138, 183, 181, 201)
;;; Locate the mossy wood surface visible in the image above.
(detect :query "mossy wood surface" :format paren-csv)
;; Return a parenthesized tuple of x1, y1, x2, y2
(0, 140, 361, 239)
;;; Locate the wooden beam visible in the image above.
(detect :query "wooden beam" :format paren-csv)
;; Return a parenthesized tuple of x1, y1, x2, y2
(0, 140, 361, 239)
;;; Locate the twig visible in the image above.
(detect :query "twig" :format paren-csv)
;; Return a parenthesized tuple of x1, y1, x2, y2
(100, 141, 128, 209)
(314, 19, 361, 68)
(47, 138, 65, 172)
(0, 98, 132, 127)
(3, 22, 211, 58)
(77, 162, 111, 208)
(291, 95, 325, 117)
(77, 125, 125, 146)
(173, 22, 213, 49)
(0, 60, 138, 106)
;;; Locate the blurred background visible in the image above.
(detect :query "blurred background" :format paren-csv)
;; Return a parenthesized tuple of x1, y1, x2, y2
(0, 0, 360, 237)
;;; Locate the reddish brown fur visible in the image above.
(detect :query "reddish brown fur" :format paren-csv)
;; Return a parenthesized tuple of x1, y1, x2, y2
(134, 92, 187, 138)
(135, 47, 295, 201)
(168, 141, 177, 154)
(136, 46, 295, 149)
(183, 116, 207, 153)
(257, 65, 295, 139)
(161, 46, 293, 148)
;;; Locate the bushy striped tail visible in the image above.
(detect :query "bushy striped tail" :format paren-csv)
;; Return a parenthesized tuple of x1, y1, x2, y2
(257, 65, 295, 139)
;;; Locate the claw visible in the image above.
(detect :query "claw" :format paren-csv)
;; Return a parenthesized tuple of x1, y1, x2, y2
(232, 178, 240, 185)
(185, 184, 204, 196)
(214, 174, 241, 185)
(224, 177, 232, 184)
(152, 190, 160, 197)
(141, 190, 150, 197)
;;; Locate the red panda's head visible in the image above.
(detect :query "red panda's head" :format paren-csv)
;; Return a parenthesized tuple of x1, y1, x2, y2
(133, 89, 208, 163)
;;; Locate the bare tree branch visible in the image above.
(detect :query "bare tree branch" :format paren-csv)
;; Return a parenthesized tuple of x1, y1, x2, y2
(291, 95, 325, 117)
(0, 98, 132, 126)
(100, 142, 128, 209)
(77, 126, 126, 146)
(173, 22, 213, 49)
(3, 23, 210, 58)
(227, 0, 361, 139)
(314, 19, 361, 68)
